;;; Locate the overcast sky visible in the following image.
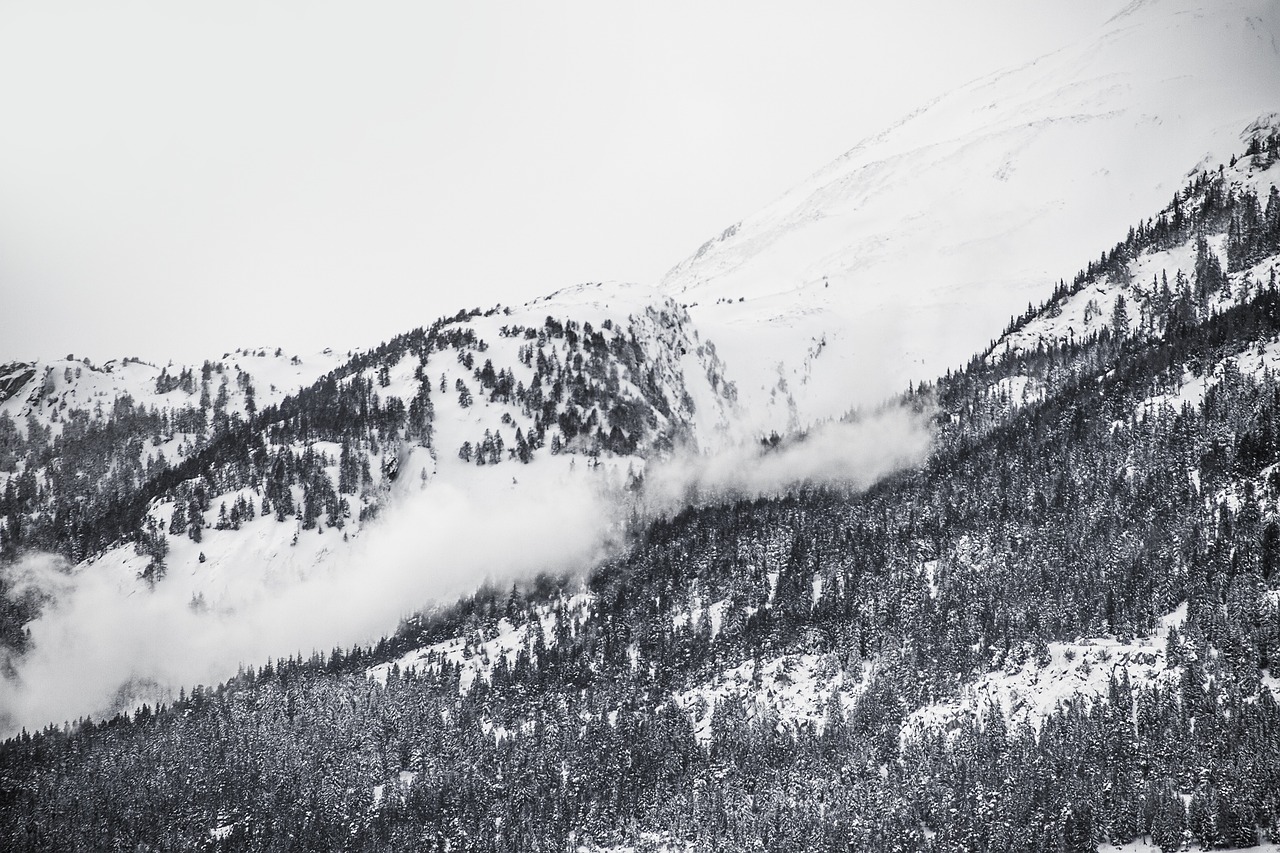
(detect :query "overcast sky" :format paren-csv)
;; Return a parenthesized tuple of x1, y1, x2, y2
(0, 1, 1119, 365)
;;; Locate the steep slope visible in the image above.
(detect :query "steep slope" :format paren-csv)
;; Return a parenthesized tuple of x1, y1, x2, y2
(5, 136, 1280, 852)
(0, 284, 735, 571)
(661, 0, 1280, 430)
(0, 282, 748, 728)
(4, 5, 1280, 842)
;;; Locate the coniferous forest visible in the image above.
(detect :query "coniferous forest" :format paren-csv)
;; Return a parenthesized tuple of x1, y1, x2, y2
(3, 135, 1280, 852)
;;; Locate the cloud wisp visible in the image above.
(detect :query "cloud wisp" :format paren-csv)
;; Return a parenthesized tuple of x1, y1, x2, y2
(0, 472, 611, 735)
(0, 401, 933, 736)
(638, 402, 934, 515)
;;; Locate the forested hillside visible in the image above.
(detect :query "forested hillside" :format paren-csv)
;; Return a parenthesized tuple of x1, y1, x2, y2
(0, 289, 737, 686)
(0, 297, 725, 569)
(2, 134, 1279, 852)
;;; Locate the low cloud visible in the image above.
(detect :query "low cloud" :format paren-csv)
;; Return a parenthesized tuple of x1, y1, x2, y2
(638, 402, 934, 514)
(0, 402, 932, 737)
(0, 471, 612, 736)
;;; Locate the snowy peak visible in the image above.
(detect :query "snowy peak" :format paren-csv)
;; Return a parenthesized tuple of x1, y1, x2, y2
(659, 0, 1280, 423)
(0, 287, 746, 609)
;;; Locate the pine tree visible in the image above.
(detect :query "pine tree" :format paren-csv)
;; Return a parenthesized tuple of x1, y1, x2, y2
(1149, 785, 1186, 853)
(1111, 294, 1130, 337)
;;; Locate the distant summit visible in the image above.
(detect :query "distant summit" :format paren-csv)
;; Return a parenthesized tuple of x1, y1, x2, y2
(660, 0, 1280, 426)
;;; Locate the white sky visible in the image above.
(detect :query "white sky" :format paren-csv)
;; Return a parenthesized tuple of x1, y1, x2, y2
(0, 1, 1120, 365)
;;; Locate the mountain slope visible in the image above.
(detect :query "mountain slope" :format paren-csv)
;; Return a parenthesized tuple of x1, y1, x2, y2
(5, 134, 1280, 852)
(661, 0, 1280, 428)
(3, 0, 1280, 736)
(0, 282, 754, 729)
(3, 4, 1280, 845)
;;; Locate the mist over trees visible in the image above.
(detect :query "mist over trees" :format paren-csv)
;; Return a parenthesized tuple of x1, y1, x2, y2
(3, 135, 1280, 851)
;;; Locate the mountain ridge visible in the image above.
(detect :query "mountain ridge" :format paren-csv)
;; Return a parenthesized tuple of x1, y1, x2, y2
(3, 5, 1280, 847)
(658, 0, 1280, 427)
(5, 127, 1280, 851)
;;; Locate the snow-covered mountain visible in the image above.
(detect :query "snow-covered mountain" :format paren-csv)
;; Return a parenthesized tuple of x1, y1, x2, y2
(357, 128, 1280, 780)
(660, 0, 1280, 429)
(3, 0, 1280, 737)
(0, 281, 738, 594)
(0, 282, 758, 727)
(9, 6, 1280, 847)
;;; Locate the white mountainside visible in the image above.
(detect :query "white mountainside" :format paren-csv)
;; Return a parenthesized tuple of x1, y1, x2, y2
(3, 0, 1279, 733)
(1, 282, 738, 597)
(660, 0, 1280, 430)
(0, 284, 748, 729)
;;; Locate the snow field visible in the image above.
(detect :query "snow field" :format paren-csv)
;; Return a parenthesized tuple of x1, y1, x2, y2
(900, 604, 1189, 748)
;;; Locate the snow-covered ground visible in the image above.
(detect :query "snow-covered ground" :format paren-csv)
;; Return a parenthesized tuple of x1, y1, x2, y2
(0, 347, 346, 435)
(674, 651, 874, 745)
(661, 0, 1280, 426)
(670, 596, 730, 637)
(901, 604, 1188, 747)
(1105, 841, 1280, 853)
(988, 374, 1047, 414)
(1137, 335, 1280, 420)
(367, 592, 594, 695)
(371, 770, 418, 810)
(994, 155, 1280, 363)
(575, 834, 695, 853)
